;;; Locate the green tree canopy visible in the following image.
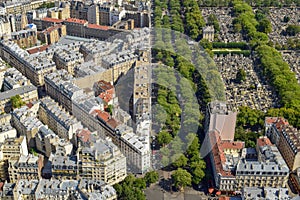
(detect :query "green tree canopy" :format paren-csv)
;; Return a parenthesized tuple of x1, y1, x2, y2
(157, 131, 173, 146)
(172, 154, 188, 168)
(172, 168, 192, 191)
(10, 95, 25, 109)
(144, 171, 159, 185)
(235, 68, 246, 83)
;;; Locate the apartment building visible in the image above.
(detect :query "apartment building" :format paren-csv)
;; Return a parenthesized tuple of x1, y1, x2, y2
(0, 136, 28, 181)
(0, 114, 17, 143)
(11, 24, 38, 49)
(78, 179, 117, 200)
(47, 6, 70, 20)
(14, 13, 28, 32)
(39, 97, 83, 140)
(0, 136, 28, 162)
(124, 10, 149, 28)
(0, 41, 56, 86)
(209, 131, 244, 192)
(12, 105, 43, 147)
(8, 154, 43, 183)
(72, 93, 114, 140)
(51, 147, 78, 180)
(33, 17, 64, 31)
(1, 178, 117, 199)
(70, 1, 89, 21)
(71, 89, 151, 174)
(44, 70, 82, 114)
(242, 187, 290, 200)
(53, 48, 84, 75)
(88, 4, 99, 24)
(13, 179, 39, 200)
(101, 51, 138, 82)
(99, 4, 110, 25)
(0, 85, 38, 113)
(79, 39, 116, 65)
(4, 0, 50, 15)
(38, 24, 66, 45)
(265, 117, 300, 171)
(0, 16, 12, 40)
(236, 137, 289, 190)
(2, 68, 31, 91)
(35, 179, 80, 199)
(74, 62, 113, 88)
(205, 101, 237, 141)
(117, 123, 151, 174)
(35, 125, 58, 157)
(77, 137, 127, 185)
(93, 80, 116, 105)
(133, 60, 151, 121)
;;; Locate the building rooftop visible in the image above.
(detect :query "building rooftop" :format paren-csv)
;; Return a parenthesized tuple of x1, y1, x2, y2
(243, 187, 290, 199)
(74, 61, 106, 77)
(208, 101, 237, 141)
(81, 138, 121, 162)
(0, 85, 37, 101)
(87, 24, 110, 30)
(41, 17, 63, 23)
(35, 179, 78, 199)
(210, 131, 244, 177)
(12, 105, 43, 131)
(40, 97, 82, 130)
(15, 180, 39, 196)
(3, 68, 30, 89)
(237, 137, 289, 174)
(78, 179, 117, 200)
(64, 18, 87, 25)
(118, 124, 149, 154)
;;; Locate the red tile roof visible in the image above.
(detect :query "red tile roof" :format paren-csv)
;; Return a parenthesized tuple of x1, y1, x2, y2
(42, 17, 64, 23)
(210, 131, 244, 177)
(0, 182, 4, 191)
(88, 24, 110, 30)
(64, 18, 87, 25)
(27, 45, 50, 54)
(92, 109, 110, 122)
(77, 129, 91, 143)
(265, 117, 289, 126)
(96, 80, 114, 91)
(220, 141, 244, 150)
(107, 118, 118, 129)
(257, 137, 272, 147)
(42, 24, 63, 34)
(99, 92, 113, 104)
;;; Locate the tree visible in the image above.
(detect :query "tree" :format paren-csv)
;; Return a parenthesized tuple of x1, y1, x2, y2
(190, 160, 206, 184)
(286, 25, 300, 36)
(207, 14, 220, 32)
(172, 154, 188, 168)
(10, 95, 25, 109)
(133, 178, 146, 189)
(257, 18, 272, 34)
(144, 171, 159, 185)
(106, 104, 113, 115)
(172, 168, 192, 191)
(235, 68, 246, 83)
(199, 38, 212, 50)
(186, 136, 200, 159)
(283, 16, 290, 23)
(157, 131, 172, 146)
(170, 137, 184, 153)
(113, 175, 146, 200)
